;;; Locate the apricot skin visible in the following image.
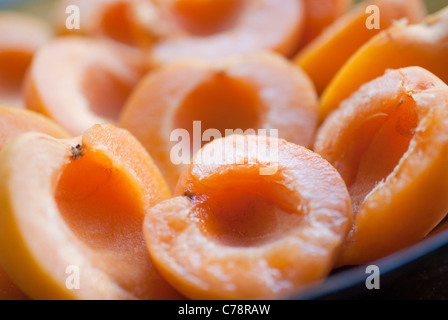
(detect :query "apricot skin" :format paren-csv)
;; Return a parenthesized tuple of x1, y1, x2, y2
(299, 0, 353, 49)
(24, 37, 143, 136)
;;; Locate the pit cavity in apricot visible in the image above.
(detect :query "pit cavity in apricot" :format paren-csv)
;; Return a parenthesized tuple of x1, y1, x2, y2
(148, 0, 305, 66)
(56, 0, 154, 47)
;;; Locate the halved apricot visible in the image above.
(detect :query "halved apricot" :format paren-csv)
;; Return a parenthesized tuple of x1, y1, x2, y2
(24, 37, 145, 136)
(0, 12, 51, 107)
(0, 123, 181, 299)
(144, 134, 352, 299)
(0, 106, 69, 300)
(319, 6, 448, 120)
(299, 0, 353, 49)
(120, 52, 319, 190)
(314, 67, 448, 266)
(148, 0, 305, 65)
(294, 0, 426, 95)
(56, 0, 304, 56)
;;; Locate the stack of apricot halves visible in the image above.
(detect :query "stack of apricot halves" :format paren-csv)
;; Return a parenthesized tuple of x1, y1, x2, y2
(0, 0, 447, 300)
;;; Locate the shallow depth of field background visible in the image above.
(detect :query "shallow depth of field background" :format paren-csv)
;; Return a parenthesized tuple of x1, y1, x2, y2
(1, 0, 447, 18)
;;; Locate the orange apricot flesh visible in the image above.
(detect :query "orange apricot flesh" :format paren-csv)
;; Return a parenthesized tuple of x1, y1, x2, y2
(314, 67, 448, 266)
(299, 0, 353, 49)
(0, 267, 28, 300)
(55, 0, 149, 47)
(0, 124, 182, 299)
(171, 0, 245, 36)
(56, 0, 303, 55)
(148, 0, 305, 66)
(24, 37, 144, 136)
(294, 0, 426, 95)
(0, 106, 69, 300)
(56, 0, 351, 50)
(120, 52, 319, 190)
(319, 5, 448, 120)
(143, 134, 352, 300)
(0, 12, 51, 107)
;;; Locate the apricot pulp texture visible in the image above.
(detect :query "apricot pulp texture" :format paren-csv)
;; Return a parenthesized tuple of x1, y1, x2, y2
(149, 0, 305, 65)
(144, 134, 352, 300)
(24, 37, 144, 136)
(320, 5, 448, 120)
(295, 0, 426, 95)
(120, 52, 319, 190)
(0, 124, 182, 299)
(299, 0, 353, 49)
(314, 67, 448, 266)
(0, 106, 69, 300)
(0, 12, 51, 107)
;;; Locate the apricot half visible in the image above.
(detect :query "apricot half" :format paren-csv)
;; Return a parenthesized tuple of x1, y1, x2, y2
(148, 0, 305, 65)
(319, 6, 448, 120)
(0, 12, 51, 107)
(314, 67, 448, 266)
(0, 106, 69, 300)
(120, 52, 319, 190)
(24, 37, 144, 136)
(144, 134, 352, 300)
(0, 124, 181, 299)
(294, 0, 425, 95)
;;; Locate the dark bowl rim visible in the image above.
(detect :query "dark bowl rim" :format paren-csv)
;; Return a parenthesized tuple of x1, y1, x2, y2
(290, 227, 448, 300)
